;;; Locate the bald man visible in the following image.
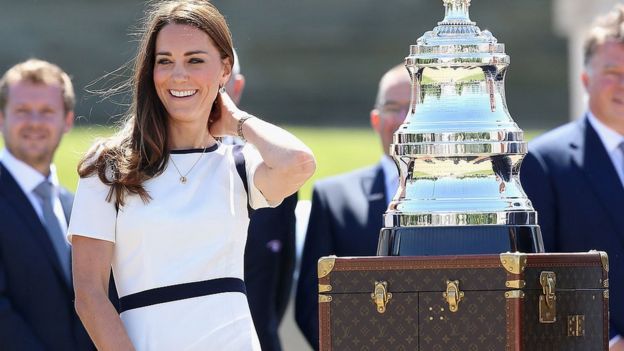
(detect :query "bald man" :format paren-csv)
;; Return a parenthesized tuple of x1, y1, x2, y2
(295, 65, 411, 349)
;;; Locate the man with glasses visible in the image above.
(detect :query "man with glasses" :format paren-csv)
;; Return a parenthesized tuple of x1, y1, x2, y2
(295, 64, 410, 349)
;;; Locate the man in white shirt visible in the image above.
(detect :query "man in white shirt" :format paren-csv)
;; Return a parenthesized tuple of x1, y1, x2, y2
(295, 64, 409, 349)
(521, 5, 624, 350)
(0, 59, 94, 350)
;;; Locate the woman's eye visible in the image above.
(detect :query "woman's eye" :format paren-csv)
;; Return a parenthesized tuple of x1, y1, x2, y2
(156, 58, 172, 65)
(189, 58, 204, 64)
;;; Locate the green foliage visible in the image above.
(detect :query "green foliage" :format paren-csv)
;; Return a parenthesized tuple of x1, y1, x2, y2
(53, 126, 117, 195)
(0, 126, 543, 200)
(287, 127, 383, 200)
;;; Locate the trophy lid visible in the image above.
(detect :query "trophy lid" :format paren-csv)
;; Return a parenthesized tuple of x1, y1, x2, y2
(409, 0, 507, 65)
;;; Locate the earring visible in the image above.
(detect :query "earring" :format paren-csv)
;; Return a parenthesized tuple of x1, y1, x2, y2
(219, 86, 226, 94)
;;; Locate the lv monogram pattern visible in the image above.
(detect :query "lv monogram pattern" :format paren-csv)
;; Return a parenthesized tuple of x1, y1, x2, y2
(331, 293, 419, 351)
(329, 268, 506, 294)
(328, 267, 508, 350)
(419, 291, 506, 351)
(520, 289, 605, 350)
(522, 266, 604, 290)
(321, 254, 607, 351)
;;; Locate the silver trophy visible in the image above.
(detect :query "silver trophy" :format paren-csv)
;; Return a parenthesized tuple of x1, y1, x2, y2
(377, 0, 544, 255)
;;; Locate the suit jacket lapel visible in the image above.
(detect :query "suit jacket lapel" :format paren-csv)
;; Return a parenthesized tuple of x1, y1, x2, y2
(0, 163, 71, 290)
(361, 164, 387, 230)
(572, 118, 624, 238)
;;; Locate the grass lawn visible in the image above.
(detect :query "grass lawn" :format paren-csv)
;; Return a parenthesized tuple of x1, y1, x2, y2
(1, 126, 542, 200)
(1, 126, 383, 200)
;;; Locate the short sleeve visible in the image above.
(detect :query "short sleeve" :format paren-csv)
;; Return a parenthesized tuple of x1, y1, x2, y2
(241, 144, 282, 209)
(67, 175, 117, 244)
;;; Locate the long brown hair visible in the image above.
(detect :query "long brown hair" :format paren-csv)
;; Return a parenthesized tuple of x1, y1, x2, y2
(79, 0, 234, 208)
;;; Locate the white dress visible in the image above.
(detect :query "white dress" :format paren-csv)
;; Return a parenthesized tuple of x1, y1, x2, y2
(68, 144, 271, 351)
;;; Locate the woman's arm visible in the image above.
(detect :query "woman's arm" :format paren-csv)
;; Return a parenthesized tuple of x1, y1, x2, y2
(211, 92, 316, 203)
(72, 236, 135, 351)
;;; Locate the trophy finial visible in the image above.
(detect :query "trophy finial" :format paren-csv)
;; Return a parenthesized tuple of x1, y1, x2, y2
(443, 0, 471, 7)
(441, 0, 472, 24)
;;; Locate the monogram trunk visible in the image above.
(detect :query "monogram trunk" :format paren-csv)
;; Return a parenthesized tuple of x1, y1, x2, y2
(318, 252, 608, 350)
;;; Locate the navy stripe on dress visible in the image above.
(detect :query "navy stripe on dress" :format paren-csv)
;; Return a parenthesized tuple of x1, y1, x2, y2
(170, 143, 219, 154)
(233, 144, 254, 216)
(118, 277, 246, 313)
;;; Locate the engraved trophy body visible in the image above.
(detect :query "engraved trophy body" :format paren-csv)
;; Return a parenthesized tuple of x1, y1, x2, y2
(377, 0, 544, 255)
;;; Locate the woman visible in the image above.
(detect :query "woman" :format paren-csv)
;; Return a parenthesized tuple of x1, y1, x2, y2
(68, 1, 316, 350)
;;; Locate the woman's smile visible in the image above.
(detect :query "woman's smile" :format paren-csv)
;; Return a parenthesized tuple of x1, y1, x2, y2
(169, 89, 198, 98)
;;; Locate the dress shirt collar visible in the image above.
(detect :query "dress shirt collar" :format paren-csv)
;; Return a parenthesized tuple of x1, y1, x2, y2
(587, 111, 624, 153)
(0, 148, 60, 195)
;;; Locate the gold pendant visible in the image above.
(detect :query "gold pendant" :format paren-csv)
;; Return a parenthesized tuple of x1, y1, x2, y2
(180, 176, 187, 184)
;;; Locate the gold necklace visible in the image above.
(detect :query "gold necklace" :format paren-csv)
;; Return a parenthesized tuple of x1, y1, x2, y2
(169, 146, 208, 184)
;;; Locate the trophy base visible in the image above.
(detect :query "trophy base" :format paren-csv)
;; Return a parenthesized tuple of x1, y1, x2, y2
(376, 225, 544, 256)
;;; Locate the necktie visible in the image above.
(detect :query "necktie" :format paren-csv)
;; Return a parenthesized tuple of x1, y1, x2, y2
(33, 181, 71, 284)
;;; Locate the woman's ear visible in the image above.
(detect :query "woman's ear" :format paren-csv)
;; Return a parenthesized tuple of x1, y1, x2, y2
(221, 57, 233, 85)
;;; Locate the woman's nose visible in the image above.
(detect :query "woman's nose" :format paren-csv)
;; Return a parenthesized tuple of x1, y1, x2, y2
(172, 64, 189, 82)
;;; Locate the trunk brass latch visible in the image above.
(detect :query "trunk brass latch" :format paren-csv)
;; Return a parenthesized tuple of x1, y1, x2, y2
(371, 281, 392, 313)
(539, 271, 557, 323)
(443, 280, 464, 312)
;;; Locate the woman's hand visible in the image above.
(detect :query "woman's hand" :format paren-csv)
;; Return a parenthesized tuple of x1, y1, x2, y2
(209, 91, 244, 138)
(208, 90, 316, 203)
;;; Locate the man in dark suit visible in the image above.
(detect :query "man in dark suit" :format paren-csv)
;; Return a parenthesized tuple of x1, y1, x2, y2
(295, 64, 411, 349)
(225, 52, 298, 351)
(0, 59, 94, 350)
(521, 6, 624, 350)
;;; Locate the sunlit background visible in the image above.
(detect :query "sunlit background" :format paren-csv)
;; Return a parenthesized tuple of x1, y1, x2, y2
(1, 0, 620, 349)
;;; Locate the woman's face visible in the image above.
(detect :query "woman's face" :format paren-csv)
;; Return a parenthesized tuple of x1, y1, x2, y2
(153, 23, 231, 125)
